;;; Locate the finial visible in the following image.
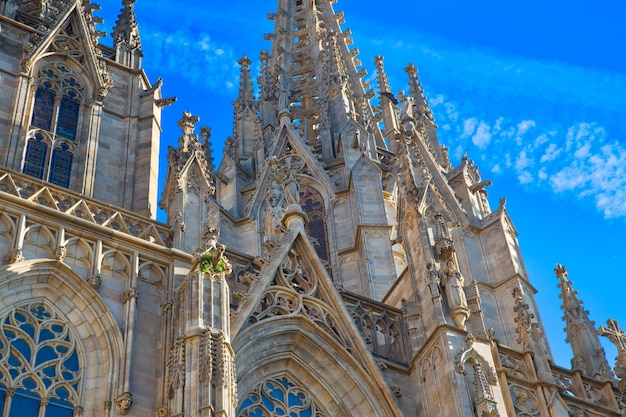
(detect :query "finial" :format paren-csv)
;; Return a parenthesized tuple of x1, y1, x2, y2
(176, 111, 199, 153)
(375, 55, 391, 93)
(554, 263, 567, 280)
(235, 55, 255, 107)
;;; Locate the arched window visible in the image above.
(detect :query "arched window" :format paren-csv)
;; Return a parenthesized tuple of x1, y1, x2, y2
(0, 301, 83, 417)
(238, 375, 325, 417)
(23, 63, 83, 188)
(299, 188, 329, 262)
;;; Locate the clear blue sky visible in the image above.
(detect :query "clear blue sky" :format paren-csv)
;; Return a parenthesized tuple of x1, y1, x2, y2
(99, 0, 626, 367)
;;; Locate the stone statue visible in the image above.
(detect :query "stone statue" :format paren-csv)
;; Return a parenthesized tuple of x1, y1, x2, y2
(267, 154, 305, 209)
(398, 89, 416, 131)
(441, 258, 468, 309)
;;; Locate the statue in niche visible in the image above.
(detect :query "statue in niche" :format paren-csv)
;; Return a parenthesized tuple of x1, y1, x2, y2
(268, 154, 305, 208)
(441, 258, 468, 309)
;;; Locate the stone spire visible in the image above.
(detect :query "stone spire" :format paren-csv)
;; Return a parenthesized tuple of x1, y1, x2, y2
(375, 55, 399, 148)
(235, 56, 255, 110)
(404, 63, 443, 164)
(112, 0, 143, 69)
(556, 264, 613, 379)
(232, 56, 261, 161)
(259, 0, 384, 162)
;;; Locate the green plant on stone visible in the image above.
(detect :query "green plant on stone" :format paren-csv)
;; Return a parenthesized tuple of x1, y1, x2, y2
(200, 251, 228, 274)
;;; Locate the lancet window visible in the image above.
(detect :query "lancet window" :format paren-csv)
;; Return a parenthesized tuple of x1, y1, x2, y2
(237, 375, 325, 417)
(0, 301, 83, 417)
(299, 188, 329, 261)
(23, 63, 84, 188)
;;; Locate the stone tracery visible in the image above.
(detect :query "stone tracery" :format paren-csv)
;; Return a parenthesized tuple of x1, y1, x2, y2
(0, 300, 82, 416)
(237, 375, 325, 417)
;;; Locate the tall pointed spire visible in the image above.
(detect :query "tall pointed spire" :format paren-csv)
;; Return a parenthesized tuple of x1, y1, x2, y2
(258, 0, 384, 162)
(374, 55, 399, 151)
(112, 0, 143, 69)
(232, 56, 261, 161)
(555, 264, 613, 379)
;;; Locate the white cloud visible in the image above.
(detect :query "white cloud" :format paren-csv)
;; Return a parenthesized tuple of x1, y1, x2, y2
(429, 95, 626, 219)
(518, 171, 533, 184)
(471, 122, 491, 148)
(142, 28, 239, 94)
(540, 143, 560, 162)
(462, 118, 478, 138)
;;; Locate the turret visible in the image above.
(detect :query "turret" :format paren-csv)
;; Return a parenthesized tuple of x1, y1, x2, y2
(166, 227, 236, 417)
(161, 112, 216, 252)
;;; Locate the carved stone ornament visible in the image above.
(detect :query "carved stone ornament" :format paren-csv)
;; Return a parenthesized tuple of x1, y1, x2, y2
(599, 318, 626, 392)
(114, 392, 132, 415)
(88, 274, 102, 291)
(154, 404, 169, 417)
(4, 248, 24, 264)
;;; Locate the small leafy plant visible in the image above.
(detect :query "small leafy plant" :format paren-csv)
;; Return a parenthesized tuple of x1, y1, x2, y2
(200, 252, 228, 274)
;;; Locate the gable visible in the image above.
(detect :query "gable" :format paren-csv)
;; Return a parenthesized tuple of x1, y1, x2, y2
(22, 5, 113, 100)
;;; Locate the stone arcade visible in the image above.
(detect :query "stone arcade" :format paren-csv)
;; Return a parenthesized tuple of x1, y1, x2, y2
(0, 0, 624, 416)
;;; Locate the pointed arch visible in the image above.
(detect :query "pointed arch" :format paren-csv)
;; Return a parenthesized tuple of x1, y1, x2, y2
(234, 317, 399, 417)
(237, 373, 328, 417)
(299, 186, 330, 262)
(0, 260, 124, 416)
(233, 231, 402, 417)
(0, 299, 84, 416)
(23, 60, 90, 188)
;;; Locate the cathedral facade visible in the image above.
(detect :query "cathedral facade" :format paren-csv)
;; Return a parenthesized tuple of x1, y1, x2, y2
(0, 0, 624, 416)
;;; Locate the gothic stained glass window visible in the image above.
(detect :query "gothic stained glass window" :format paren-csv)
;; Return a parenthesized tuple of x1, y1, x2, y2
(31, 86, 55, 131)
(22, 135, 48, 179)
(55, 96, 79, 140)
(49, 144, 73, 188)
(0, 301, 82, 417)
(299, 189, 329, 261)
(23, 64, 83, 188)
(237, 375, 325, 417)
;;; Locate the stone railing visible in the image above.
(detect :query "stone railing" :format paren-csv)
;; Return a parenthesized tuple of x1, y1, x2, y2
(341, 289, 409, 365)
(0, 168, 170, 246)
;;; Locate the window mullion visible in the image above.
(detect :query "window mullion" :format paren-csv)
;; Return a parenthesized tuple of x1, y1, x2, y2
(3, 390, 13, 417)
(46, 97, 62, 181)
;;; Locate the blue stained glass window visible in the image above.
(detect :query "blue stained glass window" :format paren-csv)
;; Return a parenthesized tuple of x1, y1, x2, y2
(238, 375, 324, 417)
(8, 389, 40, 417)
(31, 87, 55, 131)
(0, 303, 82, 417)
(49, 144, 73, 188)
(0, 386, 6, 413)
(55, 97, 79, 140)
(23, 135, 48, 179)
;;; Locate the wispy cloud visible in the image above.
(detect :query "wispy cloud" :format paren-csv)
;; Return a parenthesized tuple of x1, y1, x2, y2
(141, 28, 240, 93)
(430, 95, 626, 219)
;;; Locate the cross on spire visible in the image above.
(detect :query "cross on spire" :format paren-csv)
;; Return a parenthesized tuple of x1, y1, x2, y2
(599, 318, 626, 392)
(599, 318, 626, 354)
